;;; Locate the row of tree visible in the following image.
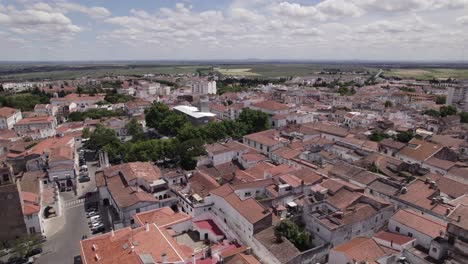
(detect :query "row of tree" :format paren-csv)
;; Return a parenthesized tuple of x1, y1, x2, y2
(85, 103, 270, 170)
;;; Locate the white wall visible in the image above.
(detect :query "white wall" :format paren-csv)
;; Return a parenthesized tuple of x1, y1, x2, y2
(388, 219, 435, 250)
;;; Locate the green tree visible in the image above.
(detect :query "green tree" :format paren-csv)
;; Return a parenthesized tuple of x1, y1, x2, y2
(145, 102, 172, 130)
(369, 130, 388, 142)
(274, 220, 311, 251)
(238, 109, 270, 134)
(158, 114, 187, 136)
(423, 109, 440, 117)
(440, 105, 457, 117)
(384, 100, 393, 108)
(82, 127, 91, 139)
(125, 118, 145, 141)
(12, 235, 43, 258)
(435, 95, 446, 105)
(396, 130, 414, 143)
(86, 124, 123, 161)
(460, 112, 468, 123)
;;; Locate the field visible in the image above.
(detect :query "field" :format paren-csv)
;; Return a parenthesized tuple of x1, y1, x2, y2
(216, 68, 260, 76)
(0, 61, 467, 81)
(387, 68, 468, 80)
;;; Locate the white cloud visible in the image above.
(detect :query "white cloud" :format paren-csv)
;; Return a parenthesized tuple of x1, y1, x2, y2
(56, 2, 111, 19)
(457, 15, 468, 24)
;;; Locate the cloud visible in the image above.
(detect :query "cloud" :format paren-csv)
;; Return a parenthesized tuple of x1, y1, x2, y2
(353, 0, 468, 12)
(0, 3, 82, 42)
(457, 15, 468, 24)
(56, 2, 111, 19)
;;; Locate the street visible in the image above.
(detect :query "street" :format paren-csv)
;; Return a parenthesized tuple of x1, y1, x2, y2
(36, 162, 99, 264)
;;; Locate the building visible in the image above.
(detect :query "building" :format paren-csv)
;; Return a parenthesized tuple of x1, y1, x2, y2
(388, 208, 447, 250)
(447, 84, 468, 111)
(243, 129, 288, 155)
(210, 184, 272, 243)
(96, 162, 178, 227)
(173, 105, 216, 126)
(50, 93, 105, 112)
(328, 237, 398, 264)
(0, 107, 22, 130)
(124, 100, 152, 116)
(34, 104, 58, 117)
(21, 191, 41, 235)
(48, 145, 77, 192)
(191, 80, 216, 95)
(0, 166, 27, 244)
(13, 116, 56, 139)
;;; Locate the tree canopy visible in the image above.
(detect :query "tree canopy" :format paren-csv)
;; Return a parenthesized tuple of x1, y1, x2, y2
(274, 220, 312, 251)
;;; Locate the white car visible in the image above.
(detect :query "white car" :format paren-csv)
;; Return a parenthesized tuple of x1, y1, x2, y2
(86, 211, 98, 218)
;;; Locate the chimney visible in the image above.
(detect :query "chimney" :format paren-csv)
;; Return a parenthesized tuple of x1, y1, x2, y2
(161, 253, 167, 263)
(192, 254, 196, 264)
(458, 215, 461, 222)
(145, 222, 150, 232)
(111, 228, 114, 237)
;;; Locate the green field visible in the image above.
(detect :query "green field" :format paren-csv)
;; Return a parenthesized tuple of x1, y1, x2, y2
(387, 68, 468, 80)
(0, 63, 374, 80)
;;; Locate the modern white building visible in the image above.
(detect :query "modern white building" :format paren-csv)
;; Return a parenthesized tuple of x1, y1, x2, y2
(191, 80, 216, 95)
(447, 83, 468, 111)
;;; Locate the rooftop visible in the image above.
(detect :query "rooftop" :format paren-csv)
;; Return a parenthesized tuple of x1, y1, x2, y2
(391, 208, 447, 238)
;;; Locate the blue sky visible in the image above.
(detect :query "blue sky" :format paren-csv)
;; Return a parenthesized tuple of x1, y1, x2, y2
(0, 0, 467, 61)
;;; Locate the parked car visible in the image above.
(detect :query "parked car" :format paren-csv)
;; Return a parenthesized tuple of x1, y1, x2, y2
(91, 225, 105, 234)
(7, 256, 27, 264)
(25, 247, 42, 258)
(85, 211, 98, 217)
(78, 176, 90, 183)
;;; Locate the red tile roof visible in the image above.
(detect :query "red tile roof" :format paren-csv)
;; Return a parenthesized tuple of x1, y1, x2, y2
(133, 207, 191, 228)
(194, 220, 223, 236)
(251, 100, 290, 111)
(332, 237, 396, 263)
(0, 107, 19, 118)
(373, 231, 415, 246)
(391, 209, 447, 238)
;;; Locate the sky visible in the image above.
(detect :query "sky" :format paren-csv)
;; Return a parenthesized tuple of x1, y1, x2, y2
(0, 0, 467, 61)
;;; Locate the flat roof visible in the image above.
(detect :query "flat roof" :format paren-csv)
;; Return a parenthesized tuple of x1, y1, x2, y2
(173, 105, 216, 119)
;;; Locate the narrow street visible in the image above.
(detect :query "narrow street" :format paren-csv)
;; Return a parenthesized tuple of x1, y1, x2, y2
(36, 162, 99, 264)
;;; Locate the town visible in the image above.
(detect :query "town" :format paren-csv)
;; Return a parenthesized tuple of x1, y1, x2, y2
(0, 65, 467, 264)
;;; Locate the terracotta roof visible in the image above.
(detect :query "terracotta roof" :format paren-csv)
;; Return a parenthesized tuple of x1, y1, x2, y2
(332, 237, 396, 263)
(303, 122, 349, 137)
(20, 170, 44, 195)
(0, 107, 19, 118)
(253, 226, 299, 263)
(243, 161, 276, 180)
(225, 254, 261, 264)
(133, 207, 191, 227)
(279, 174, 302, 188)
(425, 157, 455, 171)
(15, 116, 53, 126)
(103, 162, 161, 183)
(194, 220, 223, 236)
(49, 145, 74, 162)
(80, 224, 188, 264)
(288, 168, 322, 185)
(391, 209, 447, 238)
(22, 191, 40, 216)
(397, 179, 440, 211)
(326, 188, 362, 210)
(398, 138, 442, 162)
(379, 138, 405, 150)
(373, 231, 415, 246)
(243, 129, 284, 147)
(251, 100, 290, 111)
(106, 176, 157, 208)
(188, 171, 220, 198)
(272, 147, 301, 160)
(211, 184, 271, 224)
(424, 173, 468, 199)
(448, 204, 468, 230)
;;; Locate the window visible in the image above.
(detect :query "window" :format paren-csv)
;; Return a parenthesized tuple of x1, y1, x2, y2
(432, 247, 437, 253)
(29, 227, 36, 234)
(396, 226, 400, 232)
(136, 208, 140, 213)
(245, 192, 252, 197)
(27, 215, 33, 220)
(130, 219, 135, 225)
(408, 232, 413, 237)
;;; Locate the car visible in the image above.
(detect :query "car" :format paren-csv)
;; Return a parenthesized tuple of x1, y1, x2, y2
(25, 247, 42, 258)
(89, 217, 101, 223)
(7, 256, 27, 264)
(85, 210, 97, 217)
(90, 222, 103, 228)
(86, 211, 98, 218)
(78, 176, 90, 183)
(91, 225, 105, 234)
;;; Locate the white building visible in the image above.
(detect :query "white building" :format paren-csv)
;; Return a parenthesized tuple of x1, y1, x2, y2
(388, 208, 447, 250)
(191, 80, 216, 95)
(0, 107, 22, 130)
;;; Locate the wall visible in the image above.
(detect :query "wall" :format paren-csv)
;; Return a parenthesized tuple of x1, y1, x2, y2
(24, 213, 42, 235)
(388, 218, 435, 250)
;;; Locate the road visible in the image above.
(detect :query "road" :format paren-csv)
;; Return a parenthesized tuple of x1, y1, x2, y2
(36, 162, 99, 264)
